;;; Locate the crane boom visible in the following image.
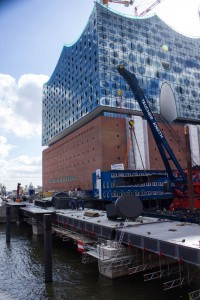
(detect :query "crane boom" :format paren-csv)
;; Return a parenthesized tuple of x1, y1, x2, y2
(138, 0, 162, 16)
(134, 0, 164, 16)
(117, 65, 187, 183)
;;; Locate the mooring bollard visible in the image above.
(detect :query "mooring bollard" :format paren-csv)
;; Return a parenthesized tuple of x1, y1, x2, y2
(6, 205, 11, 243)
(44, 214, 52, 282)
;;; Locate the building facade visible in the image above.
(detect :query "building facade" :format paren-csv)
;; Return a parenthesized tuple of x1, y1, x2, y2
(42, 1, 200, 192)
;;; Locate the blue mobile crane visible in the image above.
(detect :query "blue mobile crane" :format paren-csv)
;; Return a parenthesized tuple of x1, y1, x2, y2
(117, 65, 200, 210)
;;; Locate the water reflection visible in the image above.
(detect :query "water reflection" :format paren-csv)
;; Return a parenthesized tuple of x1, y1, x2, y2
(0, 224, 199, 300)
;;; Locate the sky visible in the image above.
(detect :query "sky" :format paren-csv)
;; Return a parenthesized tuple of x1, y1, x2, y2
(0, 0, 199, 191)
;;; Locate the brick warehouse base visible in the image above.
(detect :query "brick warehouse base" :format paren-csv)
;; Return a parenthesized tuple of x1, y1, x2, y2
(42, 115, 187, 192)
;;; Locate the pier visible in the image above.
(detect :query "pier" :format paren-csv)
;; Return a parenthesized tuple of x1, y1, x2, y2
(5, 201, 200, 298)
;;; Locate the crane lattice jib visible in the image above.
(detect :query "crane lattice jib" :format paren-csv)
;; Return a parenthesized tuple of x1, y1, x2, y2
(117, 65, 187, 183)
(139, 0, 163, 16)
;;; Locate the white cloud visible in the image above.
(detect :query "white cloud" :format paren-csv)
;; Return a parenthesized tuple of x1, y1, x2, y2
(0, 73, 49, 138)
(0, 154, 42, 191)
(155, 0, 200, 37)
(0, 73, 49, 191)
(0, 136, 15, 158)
(110, 0, 200, 37)
(0, 74, 17, 107)
(16, 74, 48, 123)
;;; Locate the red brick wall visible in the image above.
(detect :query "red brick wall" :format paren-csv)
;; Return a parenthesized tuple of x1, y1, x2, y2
(42, 116, 127, 191)
(147, 123, 186, 170)
(42, 115, 187, 192)
(101, 117, 127, 170)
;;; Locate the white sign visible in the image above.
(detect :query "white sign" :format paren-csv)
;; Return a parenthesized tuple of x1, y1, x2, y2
(111, 163, 124, 170)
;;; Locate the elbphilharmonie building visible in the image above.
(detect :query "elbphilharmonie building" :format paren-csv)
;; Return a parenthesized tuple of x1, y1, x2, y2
(42, 1, 200, 192)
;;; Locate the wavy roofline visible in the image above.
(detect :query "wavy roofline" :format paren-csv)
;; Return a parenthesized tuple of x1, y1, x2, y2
(63, 0, 199, 50)
(63, 1, 155, 49)
(45, 0, 200, 86)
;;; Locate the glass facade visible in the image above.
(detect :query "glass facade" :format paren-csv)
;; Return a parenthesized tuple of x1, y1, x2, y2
(42, 1, 200, 146)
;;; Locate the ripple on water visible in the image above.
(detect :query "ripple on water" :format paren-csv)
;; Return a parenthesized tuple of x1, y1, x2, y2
(0, 225, 199, 300)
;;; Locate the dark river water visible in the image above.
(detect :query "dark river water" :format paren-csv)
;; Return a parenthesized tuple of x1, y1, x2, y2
(0, 223, 199, 300)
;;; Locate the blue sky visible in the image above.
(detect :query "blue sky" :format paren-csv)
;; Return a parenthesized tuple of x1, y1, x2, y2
(0, 0, 94, 79)
(0, 0, 199, 191)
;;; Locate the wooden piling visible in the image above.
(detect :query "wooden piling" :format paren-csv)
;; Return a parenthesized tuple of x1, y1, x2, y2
(6, 205, 10, 243)
(44, 214, 52, 282)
